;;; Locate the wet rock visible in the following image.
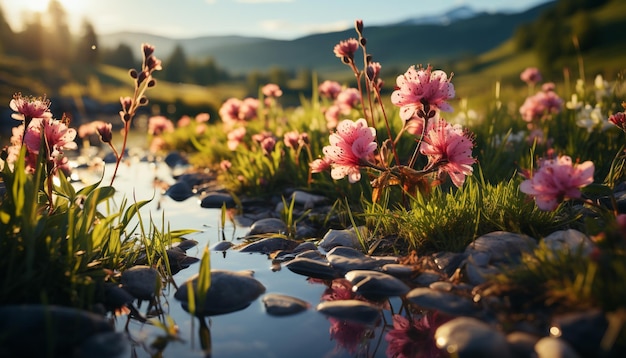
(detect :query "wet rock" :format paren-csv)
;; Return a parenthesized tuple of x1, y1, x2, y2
(167, 247, 200, 274)
(210, 241, 234, 251)
(550, 309, 608, 357)
(164, 181, 194, 201)
(174, 239, 199, 251)
(429, 281, 454, 292)
(292, 241, 318, 254)
(433, 251, 467, 276)
(534, 337, 581, 358)
(435, 317, 513, 358)
(413, 271, 442, 286)
(381, 263, 416, 278)
(316, 299, 380, 325)
(344, 270, 410, 298)
(407, 287, 475, 317)
(465, 231, 536, 264)
(246, 218, 288, 236)
(174, 270, 266, 316)
(289, 190, 327, 209)
(295, 224, 318, 240)
(75, 332, 129, 358)
(465, 261, 502, 286)
(318, 228, 362, 251)
(164, 151, 188, 168)
(0, 305, 113, 358)
(542, 229, 594, 256)
(262, 293, 310, 316)
(121, 265, 160, 301)
(200, 192, 237, 209)
(239, 237, 299, 254)
(326, 246, 382, 273)
(507, 331, 541, 358)
(285, 256, 340, 280)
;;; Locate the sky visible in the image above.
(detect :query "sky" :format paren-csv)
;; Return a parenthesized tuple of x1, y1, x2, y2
(1, 0, 551, 40)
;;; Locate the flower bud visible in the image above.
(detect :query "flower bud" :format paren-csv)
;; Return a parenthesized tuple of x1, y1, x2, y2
(138, 96, 149, 106)
(360, 38, 367, 47)
(147, 79, 157, 88)
(142, 43, 155, 58)
(129, 69, 138, 79)
(355, 20, 364, 36)
(96, 122, 113, 143)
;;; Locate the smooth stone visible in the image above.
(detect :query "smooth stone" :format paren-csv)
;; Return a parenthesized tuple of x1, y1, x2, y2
(0, 305, 113, 357)
(469, 251, 491, 266)
(542, 229, 594, 256)
(174, 239, 199, 251)
(167, 247, 200, 274)
(164, 181, 194, 201)
(120, 265, 160, 301)
(316, 299, 380, 325)
(434, 251, 467, 276)
(344, 270, 410, 298)
(407, 287, 475, 316)
(465, 262, 501, 285)
(435, 317, 513, 358)
(239, 237, 300, 254)
(465, 231, 536, 264)
(318, 228, 362, 251)
(295, 224, 318, 240)
(326, 246, 382, 273)
(535, 337, 581, 358)
(289, 190, 327, 209)
(285, 257, 340, 280)
(429, 281, 454, 292)
(200, 192, 237, 208)
(246, 218, 288, 236)
(507, 331, 541, 358)
(164, 151, 188, 168)
(550, 309, 608, 357)
(381, 263, 416, 277)
(292, 241, 319, 254)
(414, 271, 442, 286)
(210, 240, 234, 251)
(262, 293, 310, 316)
(174, 270, 266, 316)
(75, 332, 129, 358)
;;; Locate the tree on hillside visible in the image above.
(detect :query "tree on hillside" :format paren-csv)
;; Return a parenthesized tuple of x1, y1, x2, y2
(163, 44, 189, 83)
(45, 0, 73, 64)
(75, 20, 99, 65)
(101, 43, 136, 69)
(18, 15, 45, 62)
(0, 7, 15, 54)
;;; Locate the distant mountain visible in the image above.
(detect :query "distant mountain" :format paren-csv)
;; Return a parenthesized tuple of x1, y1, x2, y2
(98, 1, 555, 74)
(397, 5, 480, 26)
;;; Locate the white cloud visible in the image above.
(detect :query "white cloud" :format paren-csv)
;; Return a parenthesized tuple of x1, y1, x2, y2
(259, 19, 350, 37)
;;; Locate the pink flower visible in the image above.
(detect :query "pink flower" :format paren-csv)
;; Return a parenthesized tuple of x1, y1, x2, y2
(149, 136, 166, 153)
(195, 112, 210, 123)
(520, 67, 542, 86)
(609, 110, 626, 132)
(96, 122, 113, 143)
(227, 126, 246, 151)
(177, 115, 192, 128)
(385, 313, 450, 358)
(391, 65, 455, 121)
(10, 93, 51, 122)
(322, 118, 377, 183)
(260, 136, 276, 155)
(262, 83, 283, 98)
(336, 88, 361, 114)
(220, 160, 232, 171)
(519, 89, 563, 123)
(328, 317, 370, 355)
(219, 97, 242, 125)
(283, 130, 301, 149)
(420, 119, 476, 187)
(309, 157, 332, 173)
(324, 105, 341, 130)
(239, 97, 259, 121)
(520, 155, 594, 211)
(319, 80, 342, 99)
(148, 115, 174, 136)
(333, 38, 360, 63)
(23, 117, 77, 173)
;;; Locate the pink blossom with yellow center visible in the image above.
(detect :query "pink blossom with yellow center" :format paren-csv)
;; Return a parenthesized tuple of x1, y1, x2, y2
(520, 155, 594, 211)
(10, 93, 51, 121)
(391, 65, 455, 121)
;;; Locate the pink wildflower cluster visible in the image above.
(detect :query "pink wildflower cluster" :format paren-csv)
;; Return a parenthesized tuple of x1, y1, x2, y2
(6, 95, 77, 174)
(148, 115, 175, 136)
(520, 67, 542, 86)
(609, 102, 626, 132)
(319, 80, 343, 100)
(252, 131, 277, 155)
(323, 87, 362, 129)
(283, 130, 309, 151)
(520, 155, 595, 211)
(391, 65, 455, 122)
(218, 97, 260, 128)
(316, 118, 377, 183)
(227, 126, 247, 151)
(519, 83, 564, 123)
(421, 119, 476, 187)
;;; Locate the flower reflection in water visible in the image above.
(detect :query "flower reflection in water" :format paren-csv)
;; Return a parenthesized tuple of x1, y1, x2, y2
(385, 312, 451, 358)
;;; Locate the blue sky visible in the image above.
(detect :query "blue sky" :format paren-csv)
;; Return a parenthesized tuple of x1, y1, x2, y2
(2, 0, 551, 39)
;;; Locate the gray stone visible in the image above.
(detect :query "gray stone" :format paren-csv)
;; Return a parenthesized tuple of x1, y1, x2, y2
(429, 281, 454, 292)
(435, 317, 513, 358)
(433, 251, 467, 276)
(174, 270, 266, 316)
(535, 337, 581, 358)
(0, 305, 113, 358)
(120, 265, 160, 301)
(316, 299, 380, 325)
(326, 246, 382, 273)
(465, 262, 502, 285)
(295, 223, 318, 240)
(246, 218, 288, 236)
(542, 229, 594, 256)
(164, 181, 194, 201)
(239, 237, 299, 254)
(262, 293, 310, 316)
(285, 256, 340, 280)
(173, 239, 199, 251)
(200, 192, 237, 208)
(290, 190, 327, 209)
(465, 231, 536, 264)
(344, 270, 410, 298)
(210, 241, 234, 251)
(292, 241, 318, 254)
(318, 228, 363, 251)
(507, 331, 541, 358)
(407, 287, 475, 316)
(381, 263, 416, 277)
(551, 309, 607, 357)
(414, 272, 442, 286)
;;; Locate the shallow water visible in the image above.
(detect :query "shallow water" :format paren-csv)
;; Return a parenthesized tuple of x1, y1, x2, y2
(83, 158, 395, 358)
